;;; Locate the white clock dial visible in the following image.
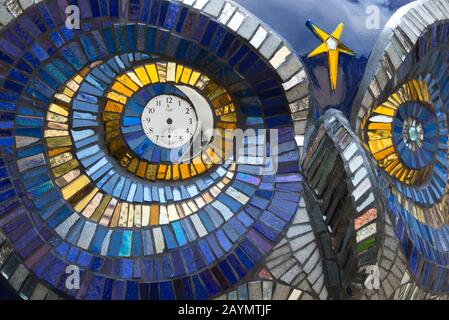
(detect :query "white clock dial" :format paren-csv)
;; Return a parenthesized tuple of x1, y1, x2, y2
(141, 94, 198, 149)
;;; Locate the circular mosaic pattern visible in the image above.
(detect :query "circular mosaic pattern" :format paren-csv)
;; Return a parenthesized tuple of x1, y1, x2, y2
(357, 18, 449, 292)
(42, 55, 242, 230)
(364, 75, 448, 204)
(393, 102, 436, 170)
(0, 0, 311, 299)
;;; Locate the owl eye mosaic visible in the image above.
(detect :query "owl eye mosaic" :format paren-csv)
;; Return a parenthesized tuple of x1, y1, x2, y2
(0, 0, 448, 301)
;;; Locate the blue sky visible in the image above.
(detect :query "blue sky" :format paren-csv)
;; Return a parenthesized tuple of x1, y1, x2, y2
(234, 0, 410, 57)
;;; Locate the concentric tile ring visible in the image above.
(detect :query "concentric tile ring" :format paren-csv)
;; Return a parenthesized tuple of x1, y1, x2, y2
(0, 0, 312, 299)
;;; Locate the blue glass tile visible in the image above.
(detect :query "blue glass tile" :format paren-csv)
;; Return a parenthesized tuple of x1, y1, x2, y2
(3, 80, 24, 93)
(149, 0, 160, 25)
(218, 260, 238, 285)
(234, 246, 255, 270)
(227, 254, 247, 278)
(65, 219, 85, 244)
(119, 230, 133, 257)
(80, 35, 99, 60)
(112, 281, 125, 300)
(164, 3, 179, 30)
(204, 206, 223, 227)
(155, 30, 169, 54)
(253, 221, 280, 242)
(46, 205, 72, 229)
(121, 259, 133, 279)
(32, 254, 53, 277)
(8, 69, 28, 84)
(190, 244, 206, 270)
(38, 5, 56, 28)
(16, 116, 44, 127)
(85, 276, 105, 300)
(171, 250, 185, 277)
(142, 258, 154, 281)
(199, 270, 221, 295)
(172, 221, 187, 246)
(102, 28, 116, 54)
(149, 282, 159, 300)
(139, 283, 150, 300)
(216, 230, 232, 251)
(132, 231, 143, 256)
(162, 226, 177, 249)
(153, 257, 163, 281)
(217, 33, 236, 57)
(198, 239, 215, 264)
(159, 281, 175, 300)
(55, 242, 70, 257)
(90, 256, 104, 272)
(133, 258, 142, 279)
(89, 0, 100, 17)
(66, 246, 80, 263)
(175, 7, 188, 33)
(42, 260, 66, 287)
(0, 50, 14, 64)
(14, 21, 34, 45)
(158, 1, 169, 26)
(141, 0, 152, 21)
(127, 25, 137, 51)
(222, 223, 240, 242)
(162, 254, 175, 279)
(109, 0, 119, 16)
(77, 251, 92, 268)
(22, 51, 40, 69)
(60, 26, 75, 41)
(191, 275, 208, 299)
(218, 194, 241, 212)
(108, 230, 123, 256)
(141, 230, 153, 256)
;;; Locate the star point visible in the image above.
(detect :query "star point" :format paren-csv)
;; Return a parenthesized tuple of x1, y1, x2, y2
(306, 20, 355, 91)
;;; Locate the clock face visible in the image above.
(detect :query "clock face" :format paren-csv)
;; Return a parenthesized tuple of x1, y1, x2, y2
(141, 94, 198, 149)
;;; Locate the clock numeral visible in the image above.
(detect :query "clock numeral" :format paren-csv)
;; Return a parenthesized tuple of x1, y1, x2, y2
(148, 107, 156, 113)
(156, 100, 161, 107)
(185, 108, 190, 114)
(167, 96, 173, 104)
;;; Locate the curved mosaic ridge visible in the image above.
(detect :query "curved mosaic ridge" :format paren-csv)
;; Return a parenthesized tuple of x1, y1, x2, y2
(363, 75, 448, 207)
(216, 278, 319, 300)
(363, 213, 449, 300)
(263, 196, 327, 300)
(351, 0, 449, 293)
(301, 109, 383, 299)
(351, 0, 449, 128)
(99, 59, 237, 176)
(43, 55, 241, 231)
(215, 196, 327, 300)
(0, 0, 313, 300)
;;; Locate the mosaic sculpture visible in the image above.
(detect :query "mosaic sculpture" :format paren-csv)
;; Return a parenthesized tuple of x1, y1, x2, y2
(0, 0, 447, 300)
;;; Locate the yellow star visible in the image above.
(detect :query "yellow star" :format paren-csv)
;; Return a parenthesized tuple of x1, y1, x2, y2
(306, 20, 355, 91)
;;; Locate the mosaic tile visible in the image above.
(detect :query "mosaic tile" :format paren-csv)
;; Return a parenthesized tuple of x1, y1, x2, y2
(0, 0, 447, 302)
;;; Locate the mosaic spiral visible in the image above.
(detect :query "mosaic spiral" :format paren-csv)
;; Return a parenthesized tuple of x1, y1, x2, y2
(0, 0, 312, 299)
(1, 0, 447, 302)
(355, 9, 449, 292)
